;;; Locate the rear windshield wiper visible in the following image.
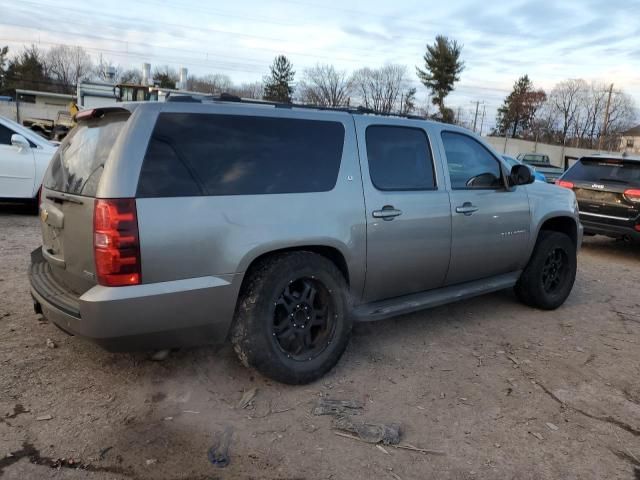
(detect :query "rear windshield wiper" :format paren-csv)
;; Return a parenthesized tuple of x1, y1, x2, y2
(45, 190, 84, 204)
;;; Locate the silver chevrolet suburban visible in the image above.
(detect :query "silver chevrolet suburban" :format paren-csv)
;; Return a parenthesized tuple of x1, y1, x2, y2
(30, 98, 582, 384)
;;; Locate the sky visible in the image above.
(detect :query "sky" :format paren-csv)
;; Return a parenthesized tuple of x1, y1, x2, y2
(1, 0, 639, 130)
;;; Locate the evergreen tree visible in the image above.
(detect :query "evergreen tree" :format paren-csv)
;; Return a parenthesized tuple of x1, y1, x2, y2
(263, 55, 295, 103)
(496, 75, 547, 138)
(416, 35, 464, 121)
(3, 45, 52, 94)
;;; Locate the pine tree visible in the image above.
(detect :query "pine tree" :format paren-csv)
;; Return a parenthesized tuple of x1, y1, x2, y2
(496, 75, 547, 138)
(263, 55, 295, 103)
(416, 36, 464, 121)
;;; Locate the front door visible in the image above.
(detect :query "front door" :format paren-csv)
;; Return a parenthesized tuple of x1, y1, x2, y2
(439, 130, 531, 285)
(0, 123, 35, 198)
(355, 117, 452, 303)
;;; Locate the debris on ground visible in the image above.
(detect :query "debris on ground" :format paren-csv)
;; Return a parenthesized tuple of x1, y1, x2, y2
(236, 388, 258, 409)
(150, 349, 170, 361)
(208, 426, 233, 467)
(332, 415, 401, 445)
(98, 446, 113, 460)
(312, 398, 363, 416)
(334, 431, 445, 455)
(45, 338, 56, 349)
(36, 414, 52, 421)
(505, 354, 520, 366)
(529, 431, 544, 440)
(545, 422, 559, 431)
(145, 458, 157, 466)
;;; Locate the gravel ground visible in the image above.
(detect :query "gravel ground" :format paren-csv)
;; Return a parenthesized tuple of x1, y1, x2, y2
(1, 204, 639, 480)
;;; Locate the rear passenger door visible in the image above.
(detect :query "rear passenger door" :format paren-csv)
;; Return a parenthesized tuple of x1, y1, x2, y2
(355, 117, 451, 302)
(438, 130, 530, 285)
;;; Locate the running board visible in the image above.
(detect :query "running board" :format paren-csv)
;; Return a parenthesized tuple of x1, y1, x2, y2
(352, 271, 521, 322)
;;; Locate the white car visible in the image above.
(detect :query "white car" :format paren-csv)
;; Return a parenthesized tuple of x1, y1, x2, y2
(0, 115, 58, 200)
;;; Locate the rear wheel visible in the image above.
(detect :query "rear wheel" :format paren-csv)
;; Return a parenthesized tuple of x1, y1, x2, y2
(231, 251, 351, 384)
(515, 231, 576, 310)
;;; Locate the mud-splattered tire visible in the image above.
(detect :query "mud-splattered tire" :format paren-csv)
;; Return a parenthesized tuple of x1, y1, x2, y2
(515, 231, 576, 310)
(231, 251, 351, 384)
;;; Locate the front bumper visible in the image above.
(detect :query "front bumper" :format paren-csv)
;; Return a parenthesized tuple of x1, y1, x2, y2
(29, 247, 242, 351)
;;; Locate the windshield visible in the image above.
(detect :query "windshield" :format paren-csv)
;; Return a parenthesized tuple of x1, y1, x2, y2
(44, 113, 129, 196)
(563, 158, 640, 186)
(521, 154, 549, 165)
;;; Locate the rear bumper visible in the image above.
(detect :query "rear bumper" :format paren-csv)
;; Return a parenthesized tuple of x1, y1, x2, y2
(29, 247, 242, 351)
(580, 216, 640, 240)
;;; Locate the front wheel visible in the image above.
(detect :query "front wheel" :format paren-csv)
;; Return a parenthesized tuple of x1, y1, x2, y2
(231, 251, 351, 384)
(515, 231, 577, 310)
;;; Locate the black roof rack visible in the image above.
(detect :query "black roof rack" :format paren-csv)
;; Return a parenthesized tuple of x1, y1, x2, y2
(166, 92, 426, 120)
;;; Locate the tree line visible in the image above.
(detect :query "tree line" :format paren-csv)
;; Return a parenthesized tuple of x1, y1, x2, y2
(0, 37, 465, 120)
(495, 75, 636, 150)
(0, 40, 636, 150)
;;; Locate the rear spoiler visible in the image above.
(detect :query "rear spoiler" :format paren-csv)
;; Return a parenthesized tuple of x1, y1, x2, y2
(74, 107, 130, 122)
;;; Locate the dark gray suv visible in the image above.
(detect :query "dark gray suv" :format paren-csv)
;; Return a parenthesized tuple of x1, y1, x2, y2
(30, 98, 582, 384)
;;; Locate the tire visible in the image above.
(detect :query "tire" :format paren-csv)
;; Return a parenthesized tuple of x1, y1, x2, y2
(515, 231, 577, 310)
(231, 251, 352, 384)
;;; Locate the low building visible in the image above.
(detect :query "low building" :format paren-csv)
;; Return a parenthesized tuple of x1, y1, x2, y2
(15, 89, 74, 107)
(620, 125, 640, 154)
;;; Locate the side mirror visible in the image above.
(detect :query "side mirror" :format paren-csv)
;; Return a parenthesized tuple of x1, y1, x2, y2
(509, 164, 534, 186)
(11, 134, 30, 150)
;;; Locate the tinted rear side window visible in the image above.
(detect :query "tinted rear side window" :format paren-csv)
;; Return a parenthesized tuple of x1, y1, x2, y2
(365, 125, 435, 190)
(563, 159, 640, 186)
(137, 113, 345, 197)
(44, 113, 129, 196)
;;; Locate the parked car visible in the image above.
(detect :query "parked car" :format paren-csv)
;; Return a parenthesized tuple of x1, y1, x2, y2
(30, 99, 582, 384)
(0, 115, 57, 201)
(516, 153, 564, 183)
(502, 155, 547, 182)
(556, 154, 640, 241)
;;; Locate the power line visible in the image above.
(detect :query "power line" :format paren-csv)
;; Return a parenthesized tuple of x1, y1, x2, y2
(11, 0, 388, 63)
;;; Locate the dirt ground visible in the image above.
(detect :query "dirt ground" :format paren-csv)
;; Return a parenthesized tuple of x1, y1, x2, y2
(1, 204, 639, 480)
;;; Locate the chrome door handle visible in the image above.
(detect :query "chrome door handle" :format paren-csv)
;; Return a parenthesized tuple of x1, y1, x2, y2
(372, 207, 402, 220)
(455, 203, 479, 215)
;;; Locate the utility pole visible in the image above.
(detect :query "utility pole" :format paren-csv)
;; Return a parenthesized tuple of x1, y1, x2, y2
(471, 100, 483, 133)
(479, 105, 486, 136)
(598, 83, 614, 151)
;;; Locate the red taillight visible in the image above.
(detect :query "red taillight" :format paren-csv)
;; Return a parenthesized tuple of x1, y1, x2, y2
(556, 180, 574, 189)
(623, 189, 640, 203)
(93, 198, 141, 286)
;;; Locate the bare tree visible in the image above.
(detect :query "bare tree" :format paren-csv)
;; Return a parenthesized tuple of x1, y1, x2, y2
(297, 64, 352, 107)
(351, 64, 407, 114)
(602, 90, 636, 150)
(187, 73, 233, 94)
(46, 45, 93, 93)
(229, 81, 263, 99)
(119, 68, 142, 84)
(94, 57, 123, 83)
(547, 79, 587, 145)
